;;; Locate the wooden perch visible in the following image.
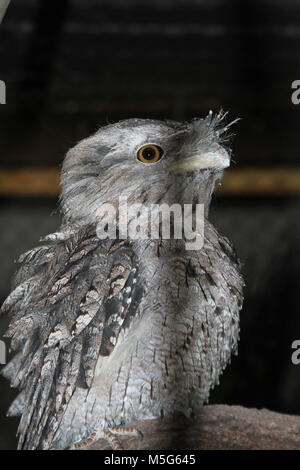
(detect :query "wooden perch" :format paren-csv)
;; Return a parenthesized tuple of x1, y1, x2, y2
(81, 405, 300, 450)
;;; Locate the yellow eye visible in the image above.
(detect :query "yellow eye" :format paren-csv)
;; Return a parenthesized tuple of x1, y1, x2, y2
(137, 144, 163, 164)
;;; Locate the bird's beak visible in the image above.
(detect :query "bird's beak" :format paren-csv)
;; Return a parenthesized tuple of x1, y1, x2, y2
(169, 144, 230, 172)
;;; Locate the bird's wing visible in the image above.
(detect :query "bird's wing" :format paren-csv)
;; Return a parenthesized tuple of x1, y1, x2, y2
(1, 226, 142, 449)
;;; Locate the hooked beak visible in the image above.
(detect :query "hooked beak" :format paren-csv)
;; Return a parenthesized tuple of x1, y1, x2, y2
(169, 144, 230, 173)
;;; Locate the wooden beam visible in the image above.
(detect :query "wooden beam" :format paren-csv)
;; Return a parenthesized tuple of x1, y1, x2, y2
(0, 167, 300, 197)
(219, 167, 300, 196)
(0, 167, 60, 197)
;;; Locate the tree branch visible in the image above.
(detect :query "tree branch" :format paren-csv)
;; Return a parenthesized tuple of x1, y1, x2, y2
(81, 405, 300, 450)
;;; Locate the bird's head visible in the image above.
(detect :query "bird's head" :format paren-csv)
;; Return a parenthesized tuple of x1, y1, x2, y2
(60, 112, 237, 226)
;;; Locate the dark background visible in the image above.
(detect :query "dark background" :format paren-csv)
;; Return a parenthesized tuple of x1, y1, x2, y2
(1, 0, 300, 449)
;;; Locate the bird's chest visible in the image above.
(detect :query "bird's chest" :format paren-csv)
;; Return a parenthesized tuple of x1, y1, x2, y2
(92, 248, 231, 423)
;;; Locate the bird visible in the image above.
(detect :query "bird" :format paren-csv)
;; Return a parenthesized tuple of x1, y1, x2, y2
(1, 112, 244, 450)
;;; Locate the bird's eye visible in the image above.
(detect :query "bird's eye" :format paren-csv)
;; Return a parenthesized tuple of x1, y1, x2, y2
(137, 144, 163, 164)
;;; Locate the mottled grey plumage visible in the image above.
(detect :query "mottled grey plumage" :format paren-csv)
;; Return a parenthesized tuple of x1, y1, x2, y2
(1, 113, 243, 450)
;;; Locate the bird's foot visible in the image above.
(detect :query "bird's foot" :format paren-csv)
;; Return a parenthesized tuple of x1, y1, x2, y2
(71, 429, 100, 450)
(104, 426, 143, 450)
(71, 425, 142, 450)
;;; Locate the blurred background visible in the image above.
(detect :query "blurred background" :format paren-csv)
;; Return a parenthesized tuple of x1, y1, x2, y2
(1, 0, 300, 449)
